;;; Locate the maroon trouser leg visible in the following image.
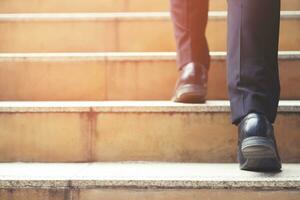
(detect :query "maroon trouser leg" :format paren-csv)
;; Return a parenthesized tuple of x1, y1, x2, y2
(170, 0, 210, 71)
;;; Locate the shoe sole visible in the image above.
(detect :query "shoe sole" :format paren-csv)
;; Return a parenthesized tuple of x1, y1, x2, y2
(240, 136, 281, 172)
(172, 84, 206, 103)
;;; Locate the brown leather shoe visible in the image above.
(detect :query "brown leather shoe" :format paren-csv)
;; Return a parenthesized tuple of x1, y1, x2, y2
(172, 62, 208, 103)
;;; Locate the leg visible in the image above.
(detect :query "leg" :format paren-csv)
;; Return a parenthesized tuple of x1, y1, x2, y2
(227, 0, 281, 125)
(170, 0, 210, 103)
(228, 0, 282, 171)
(170, 0, 210, 70)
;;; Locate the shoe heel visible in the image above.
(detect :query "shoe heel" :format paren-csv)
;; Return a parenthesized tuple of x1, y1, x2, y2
(173, 84, 206, 103)
(241, 136, 276, 159)
(240, 136, 281, 171)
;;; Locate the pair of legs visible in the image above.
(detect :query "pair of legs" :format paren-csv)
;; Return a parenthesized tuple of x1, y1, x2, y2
(170, 0, 282, 171)
(170, 0, 281, 125)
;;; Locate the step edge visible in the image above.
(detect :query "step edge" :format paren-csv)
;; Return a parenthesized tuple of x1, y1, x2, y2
(0, 51, 299, 62)
(1, 179, 299, 190)
(0, 163, 300, 190)
(0, 101, 299, 113)
(0, 162, 300, 190)
(0, 11, 299, 21)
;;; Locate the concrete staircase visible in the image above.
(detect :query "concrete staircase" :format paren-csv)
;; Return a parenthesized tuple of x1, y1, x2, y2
(0, 0, 300, 199)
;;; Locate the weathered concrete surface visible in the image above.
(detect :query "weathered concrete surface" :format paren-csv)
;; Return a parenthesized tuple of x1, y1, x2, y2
(0, 12, 299, 52)
(0, 163, 300, 190)
(0, 101, 299, 162)
(0, 0, 298, 12)
(0, 52, 299, 101)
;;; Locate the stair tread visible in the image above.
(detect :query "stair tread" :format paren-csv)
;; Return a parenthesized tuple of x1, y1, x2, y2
(0, 11, 299, 21)
(1, 0, 299, 13)
(0, 51, 299, 61)
(0, 163, 299, 189)
(0, 100, 300, 113)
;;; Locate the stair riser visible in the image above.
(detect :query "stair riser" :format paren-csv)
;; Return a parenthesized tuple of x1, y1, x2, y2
(0, 111, 299, 162)
(0, 16, 299, 52)
(0, 57, 299, 100)
(1, 189, 300, 200)
(0, 0, 299, 12)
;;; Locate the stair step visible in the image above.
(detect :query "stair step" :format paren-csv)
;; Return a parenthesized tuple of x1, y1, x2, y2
(0, 51, 299, 101)
(0, 100, 299, 162)
(0, 0, 299, 12)
(0, 163, 299, 199)
(0, 12, 299, 52)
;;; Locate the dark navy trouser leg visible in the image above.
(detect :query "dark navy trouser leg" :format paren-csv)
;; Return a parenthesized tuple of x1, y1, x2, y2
(227, 0, 281, 124)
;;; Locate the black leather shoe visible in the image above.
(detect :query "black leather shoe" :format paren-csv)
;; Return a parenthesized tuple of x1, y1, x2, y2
(238, 113, 282, 172)
(172, 62, 208, 103)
